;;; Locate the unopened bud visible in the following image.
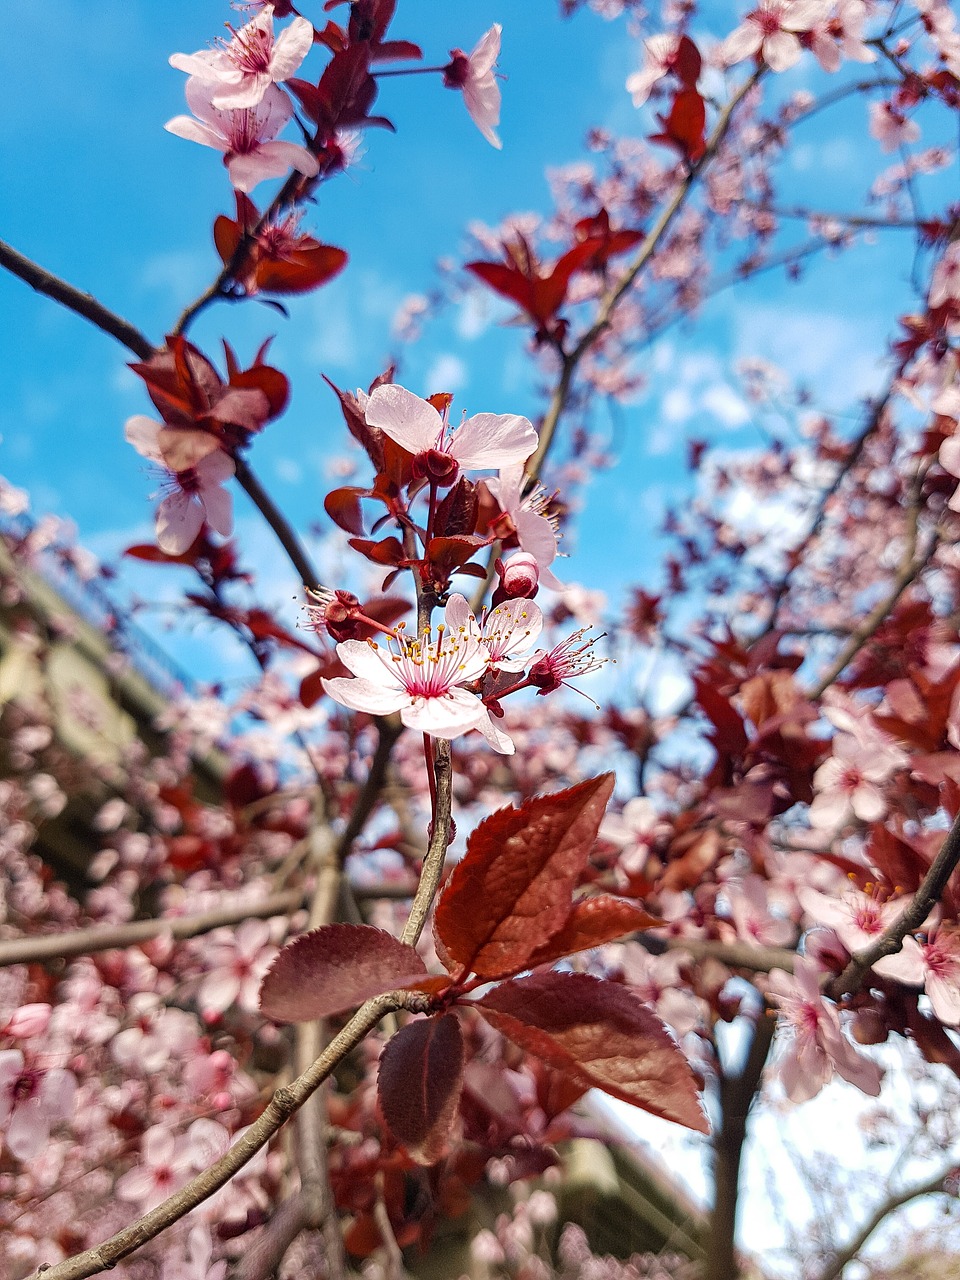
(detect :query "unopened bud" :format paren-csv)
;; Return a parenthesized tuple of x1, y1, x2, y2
(303, 587, 364, 642)
(492, 552, 539, 606)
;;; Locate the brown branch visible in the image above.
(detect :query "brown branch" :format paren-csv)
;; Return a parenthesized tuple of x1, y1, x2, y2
(829, 804, 960, 999)
(333, 716, 404, 865)
(0, 238, 154, 360)
(525, 70, 762, 480)
(815, 1163, 958, 1280)
(400, 737, 452, 947)
(233, 1193, 310, 1280)
(706, 1010, 776, 1280)
(0, 879, 422, 970)
(661, 936, 797, 974)
(232, 455, 320, 589)
(805, 462, 932, 700)
(0, 889, 302, 969)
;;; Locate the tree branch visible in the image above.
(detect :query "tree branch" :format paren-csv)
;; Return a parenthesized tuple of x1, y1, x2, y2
(829, 804, 960, 999)
(525, 70, 761, 479)
(815, 1163, 958, 1280)
(0, 238, 154, 361)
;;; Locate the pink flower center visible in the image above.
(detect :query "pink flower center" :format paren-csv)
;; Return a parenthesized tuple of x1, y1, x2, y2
(221, 24, 274, 75)
(924, 939, 959, 979)
(852, 903, 884, 935)
(225, 110, 262, 155)
(369, 626, 475, 700)
(756, 9, 783, 36)
(11, 1070, 40, 1104)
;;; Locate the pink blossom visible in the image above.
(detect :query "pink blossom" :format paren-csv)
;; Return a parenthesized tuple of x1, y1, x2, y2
(930, 242, 960, 309)
(1, 1003, 51, 1039)
(626, 35, 683, 107)
(486, 464, 563, 589)
(766, 960, 882, 1102)
(170, 7, 314, 110)
(444, 25, 503, 150)
(872, 926, 960, 1024)
(197, 919, 278, 1020)
(807, 729, 906, 829)
(165, 79, 319, 193)
(0, 1052, 77, 1160)
(125, 417, 235, 554)
(720, 0, 824, 73)
(527, 629, 607, 699)
(445, 593, 543, 672)
(322, 595, 515, 751)
(116, 1124, 196, 1212)
(797, 883, 912, 956)
(869, 100, 921, 153)
(803, 0, 876, 72)
(161, 1224, 227, 1280)
(727, 875, 795, 947)
(495, 551, 540, 600)
(365, 384, 537, 474)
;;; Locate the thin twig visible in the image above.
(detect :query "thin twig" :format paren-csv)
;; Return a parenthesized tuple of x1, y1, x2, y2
(829, 805, 960, 999)
(815, 1163, 957, 1280)
(0, 238, 154, 360)
(526, 70, 762, 479)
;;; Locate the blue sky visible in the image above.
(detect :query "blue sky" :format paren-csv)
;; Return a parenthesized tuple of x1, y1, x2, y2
(1, 1, 948, 683)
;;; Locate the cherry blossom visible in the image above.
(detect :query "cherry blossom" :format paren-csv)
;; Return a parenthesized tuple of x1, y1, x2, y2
(364, 384, 538, 474)
(196, 919, 278, 1020)
(116, 1124, 196, 1213)
(869, 100, 922, 153)
(0, 1052, 77, 1160)
(322, 595, 515, 749)
(803, 0, 875, 72)
(486, 464, 563, 589)
(169, 6, 314, 110)
(165, 80, 319, 193)
(124, 417, 235, 554)
(443, 25, 503, 150)
(766, 960, 882, 1103)
(495, 551, 540, 600)
(871, 926, 960, 1024)
(797, 883, 915, 961)
(626, 35, 684, 107)
(807, 726, 906, 829)
(720, 0, 824, 73)
(527, 629, 608, 698)
(445, 593, 544, 672)
(726, 875, 795, 947)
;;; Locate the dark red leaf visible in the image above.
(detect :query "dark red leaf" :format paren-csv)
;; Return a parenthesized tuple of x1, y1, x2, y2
(259, 924, 433, 1022)
(525, 896, 662, 968)
(434, 774, 616, 979)
(378, 1014, 464, 1164)
(651, 88, 706, 163)
(325, 486, 368, 535)
(476, 972, 707, 1131)
(673, 34, 702, 89)
(348, 535, 407, 566)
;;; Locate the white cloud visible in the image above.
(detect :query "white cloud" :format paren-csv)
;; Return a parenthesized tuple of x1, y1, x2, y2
(662, 386, 695, 423)
(424, 353, 467, 394)
(701, 382, 750, 428)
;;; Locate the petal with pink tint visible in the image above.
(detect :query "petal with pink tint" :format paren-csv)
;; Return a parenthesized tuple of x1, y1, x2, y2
(322, 676, 409, 717)
(365, 385, 444, 455)
(450, 412, 537, 470)
(157, 491, 204, 555)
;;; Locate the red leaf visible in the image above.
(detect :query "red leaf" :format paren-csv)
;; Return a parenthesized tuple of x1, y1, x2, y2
(259, 924, 431, 1023)
(476, 972, 707, 1132)
(651, 88, 706, 163)
(378, 1014, 464, 1164)
(525, 896, 662, 969)
(433, 774, 616, 980)
(325, 486, 368, 535)
(255, 244, 348, 295)
(673, 34, 702, 89)
(348, 535, 407, 566)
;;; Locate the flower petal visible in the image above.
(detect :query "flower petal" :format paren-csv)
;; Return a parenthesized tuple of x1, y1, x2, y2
(322, 676, 409, 717)
(365, 385, 444, 455)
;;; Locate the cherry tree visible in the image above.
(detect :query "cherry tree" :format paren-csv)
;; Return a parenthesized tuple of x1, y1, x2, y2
(2, 2, 960, 1278)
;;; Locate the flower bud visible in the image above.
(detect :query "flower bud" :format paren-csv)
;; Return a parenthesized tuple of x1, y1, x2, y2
(492, 552, 539, 606)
